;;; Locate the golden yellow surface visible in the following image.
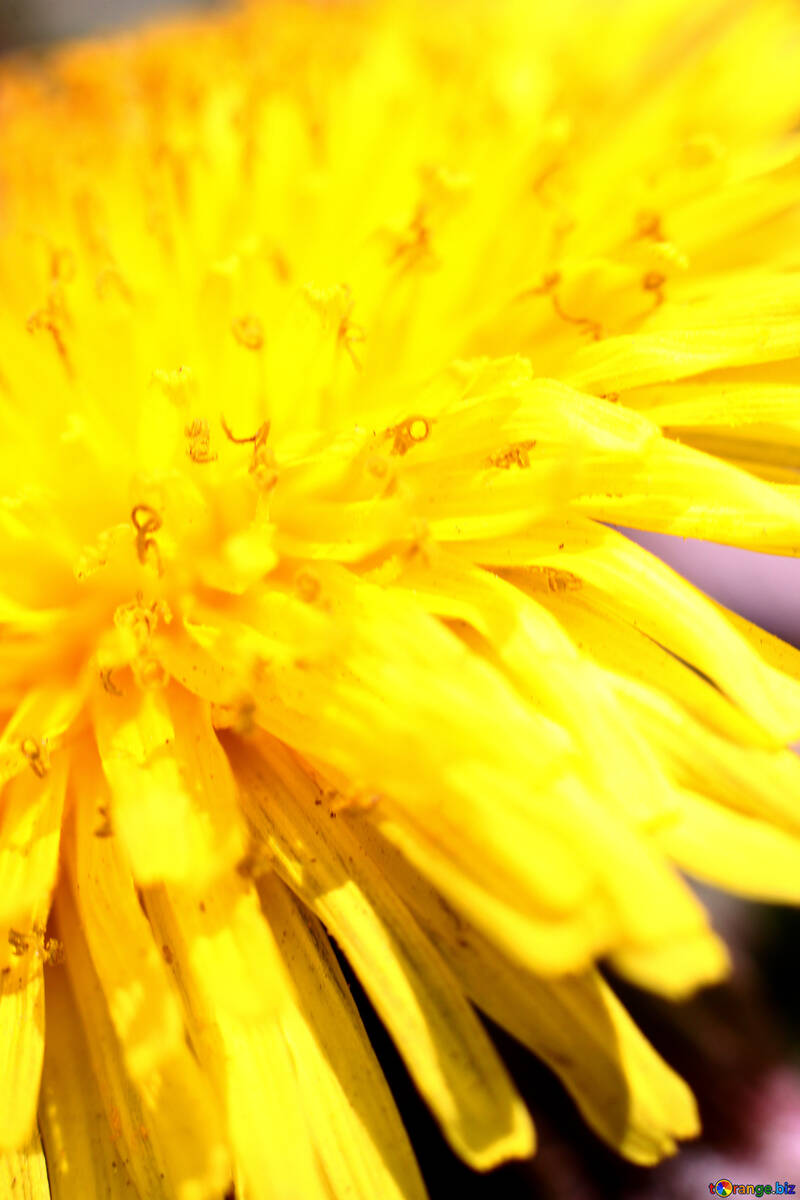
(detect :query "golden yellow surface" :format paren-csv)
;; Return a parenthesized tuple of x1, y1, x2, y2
(2, 1, 800, 1195)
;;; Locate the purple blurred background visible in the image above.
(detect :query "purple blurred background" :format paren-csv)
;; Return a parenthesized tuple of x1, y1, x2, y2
(628, 531, 800, 647)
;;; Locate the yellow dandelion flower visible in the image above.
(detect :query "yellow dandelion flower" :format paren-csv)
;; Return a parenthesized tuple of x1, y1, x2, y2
(2, 0, 800, 1194)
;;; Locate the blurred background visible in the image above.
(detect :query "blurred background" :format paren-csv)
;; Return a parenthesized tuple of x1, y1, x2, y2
(2, 2, 800, 1197)
(0, 0, 218, 50)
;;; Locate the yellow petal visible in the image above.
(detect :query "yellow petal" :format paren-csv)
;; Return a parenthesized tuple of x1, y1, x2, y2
(39, 962, 139, 1200)
(633, 380, 800, 429)
(144, 877, 331, 1200)
(610, 932, 730, 1000)
(351, 820, 700, 1165)
(134, 727, 330, 1200)
(189, 576, 604, 929)
(715, 600, 800, 683)
(0, 957, 45, 1152)
(0, 760, 66, 962)
(66, 750, 231, 1197)
(0, 1129, 50, 1200)
(567, 275, 800, 392)
(258, 873, 428, 1200)
(91, 683, 243, 888)
(370, 810, 613, 977)
(608, 669, 800, 838)
(386, 550, 675, 828)
(662, 152, 800, 273)
(455, 518, 800, 742)
(656, 786, 800, 903)
(531, 586, 775, 749)
(570, 435, 800, 551)
(56, 882, 219, 1200)
(138, 716, 408, 1198)
(232, 733, 535, 1169)
(0, 684, 84, 790)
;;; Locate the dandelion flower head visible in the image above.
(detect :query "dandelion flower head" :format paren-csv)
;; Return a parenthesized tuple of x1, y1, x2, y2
(2, 0, 800, 1196)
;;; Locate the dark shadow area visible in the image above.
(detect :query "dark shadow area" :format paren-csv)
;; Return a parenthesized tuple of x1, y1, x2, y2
(0, 0, 220, 54)
(335, 908, 796, 1199)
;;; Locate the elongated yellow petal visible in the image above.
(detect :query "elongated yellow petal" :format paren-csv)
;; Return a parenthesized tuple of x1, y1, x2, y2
(657, 786, 800, 903)
(0, 957, 45, 1152)
(91, 683, 243, 888)
(567, 276, 800, 392)
(531, 587, 775, 749)
(258, 873, 429, 1200)
(349, 818, 699, 1165)
(632, 380, 800, 429)
(56, 882, 216, 1200)
(385, 550, 675, 828)
(570, 435, 800, 551)
(186, 577, 603, 928)
(144, 877, 331, 1200)
(662, 152, 800, 272)
(715, 600, 800, 683)
(232, 733, 535, 1169)
(0, 1129, 50, 1200)
(608, 669, 800, 838)
(124, 711, 330, 1200)
(610, 933, 731, 999)
(66, 750, 231, 1197)
(0, 685, 84, 789)
(40, 962, 140, 1200)
(665, 430, 800, 485)
(0, 761, 66, 967)
(455, 518, 800, 742)
(369, 811, 613, 977)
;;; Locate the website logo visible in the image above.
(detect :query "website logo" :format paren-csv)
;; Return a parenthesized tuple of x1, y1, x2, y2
(709, 1184, 796, 1197)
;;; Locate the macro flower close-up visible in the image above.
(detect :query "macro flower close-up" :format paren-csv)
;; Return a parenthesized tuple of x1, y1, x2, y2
(2, 0, 800, 1196)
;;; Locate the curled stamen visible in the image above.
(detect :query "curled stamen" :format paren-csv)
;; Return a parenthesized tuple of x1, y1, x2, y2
(185, 418, 218, 463)
(518, 271, 601, 338)
(221, 416, 275, 488)
(338, 312, 366, 370)
(20, 736, 48, 778)
(487, 439, 537, 469)
(220, 415, 271, 447)
(131, 504, 162, 570)
(94, 804, 114, 837)
(527, 270, 562, 298)
(388, 415, 431, 456)
(100, 667, 122, 696)
(550, 292, 602, 340)
(26, 306, 73, 376)
(131, 504, 162, 536)
(642, 270, 666, 310)
(389, 212, 436, 271)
